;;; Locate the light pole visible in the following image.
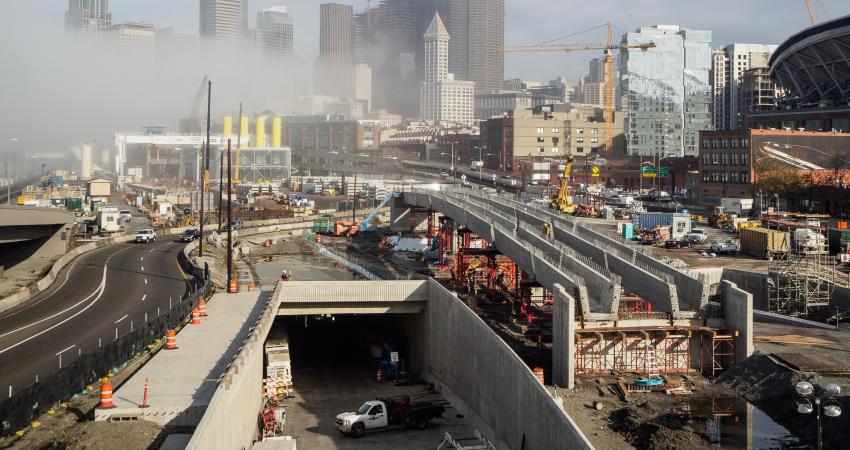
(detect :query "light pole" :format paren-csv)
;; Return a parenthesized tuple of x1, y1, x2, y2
(6, 138, 20, 204)
(794, 380, 842, 450)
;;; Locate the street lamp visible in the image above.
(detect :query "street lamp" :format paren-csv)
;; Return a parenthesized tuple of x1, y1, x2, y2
(794, 380, 842, 450)
(6, 138, 21, 204)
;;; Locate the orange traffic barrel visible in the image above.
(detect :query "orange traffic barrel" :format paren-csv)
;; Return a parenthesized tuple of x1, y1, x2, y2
(376, 368, 384, 383)
(838, 221, 848, 230)
(315, 234, 321, 244)
(247, 282, 255, 291)
(165, 329, 178, 349)
(533, 367, 544, 385)
(198, 298, 208, 316)
(191, 307, 201, 325)
(99, 381, 114, 409)
(265, 239, 271, 247)
(228, 279, 238, 293)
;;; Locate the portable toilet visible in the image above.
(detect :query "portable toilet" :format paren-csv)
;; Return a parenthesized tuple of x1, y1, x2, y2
(622, 223, 634, 239)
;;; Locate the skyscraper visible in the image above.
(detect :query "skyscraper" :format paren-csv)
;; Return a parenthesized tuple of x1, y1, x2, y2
(256, 6, 293, 58)
(111, 23, 156, 56)
(421, 13, 475, 125)
(66, 0, 111, 34)
(620, 25, 712, 157)
(446, 0, 504, 93)
(317, 3, 354, 98)
(199, 0, 244, 51)
(711, 43, 779, 130)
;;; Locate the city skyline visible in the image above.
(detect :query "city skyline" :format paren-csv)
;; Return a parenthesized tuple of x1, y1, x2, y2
(6, 0, 846, 84)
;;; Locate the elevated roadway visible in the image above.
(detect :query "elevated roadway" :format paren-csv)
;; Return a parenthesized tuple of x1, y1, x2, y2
(0, 236, 194, 394)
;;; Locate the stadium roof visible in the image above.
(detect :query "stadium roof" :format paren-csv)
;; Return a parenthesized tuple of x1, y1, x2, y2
(770, 15, 850, 104)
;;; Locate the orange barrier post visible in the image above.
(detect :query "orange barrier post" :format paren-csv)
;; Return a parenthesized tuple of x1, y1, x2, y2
(99, 381, 114, 409)
(191, 307, 201, 325)
(165, 329, 178, 349)
(315, 234, 321, 244)
(228, 279, 238, 293)
(533, 367, 544, 385)
(198, 298, 208, 316)
(247, 283, 255, 291)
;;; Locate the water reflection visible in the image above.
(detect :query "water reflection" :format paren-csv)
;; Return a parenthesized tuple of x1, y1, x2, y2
(688, 396, 801, 449)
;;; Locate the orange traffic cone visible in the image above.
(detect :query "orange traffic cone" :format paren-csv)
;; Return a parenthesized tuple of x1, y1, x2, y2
(191, 307, 201, 325)
(198, 298, 208, 316)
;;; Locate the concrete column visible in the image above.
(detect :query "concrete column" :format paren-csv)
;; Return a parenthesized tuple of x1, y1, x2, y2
(721, 280, 754, 363)
(552, 283, 575, 389)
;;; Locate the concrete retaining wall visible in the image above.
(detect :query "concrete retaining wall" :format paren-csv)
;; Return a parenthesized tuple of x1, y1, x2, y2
(722, 269, 769, 311)
(753, 310, 838, 329)
(721, 280, 754, 364)
(187, 284, 280, 450)
(423, 279, 592, 450)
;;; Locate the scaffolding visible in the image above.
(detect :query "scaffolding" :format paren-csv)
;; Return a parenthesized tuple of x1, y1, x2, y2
(768, 226, 835, 317)
(576, 329, 694, 376)
(699, 331, 736, 377)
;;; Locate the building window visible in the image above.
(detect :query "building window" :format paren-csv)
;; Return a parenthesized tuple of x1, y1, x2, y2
(721, 171, 728, 182)
(703, 139, 711, 149)
(552, 128, 560, 133)
(551, 147, 559, 153)
(576, 137, 584, 143)
(577, 128, 584, 134)
(731, 153, 738, 165)
(712, 153, 718, 164)
(590, 128, 598, 134)
(742, 138, 749, 148)
(703, 154, 710, 165)
(741, 171, 749, 183)
(590, 138, 599, 144)
(577, 147, 585, 153)
(721, 153, 728, 165)
(730, 171, 738, 183)
(741, 153, 748, 165)
(536, 127, 544, 134)
(537, 136, 545, 143)
(702, 170, 710, 182)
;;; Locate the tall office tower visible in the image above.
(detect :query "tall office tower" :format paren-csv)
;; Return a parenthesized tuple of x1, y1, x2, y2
(112, 23, 156, 56)
(66, 0, 111, 35)
(711, 43, 779, 130)
(200, 0, 244, 51)
(620, 25, 712, 157)
(317, 3, 354, 98)
(711, 49, 728, 131)
(256, 6, 293, 58)
(446, 0, 504, 93)
(420, 13, 475, 125)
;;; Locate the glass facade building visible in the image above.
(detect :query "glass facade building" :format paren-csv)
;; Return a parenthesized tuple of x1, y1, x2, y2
(620, 25, 712, 157)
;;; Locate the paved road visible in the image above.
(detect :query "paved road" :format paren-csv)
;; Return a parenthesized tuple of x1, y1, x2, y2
(0, 235, 194, 395)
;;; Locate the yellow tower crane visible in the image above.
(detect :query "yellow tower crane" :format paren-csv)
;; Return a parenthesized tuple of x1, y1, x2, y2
(501, 23, 655, 154)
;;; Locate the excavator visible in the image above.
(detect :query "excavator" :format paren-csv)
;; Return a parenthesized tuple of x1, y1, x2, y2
(551, 156, 577, 214)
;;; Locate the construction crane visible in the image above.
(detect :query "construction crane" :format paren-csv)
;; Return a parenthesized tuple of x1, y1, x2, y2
(501, 23, 655, 154)
(180, 75, 209, 133)
(551, 156, 577, 214)
(805, 0, 817, 24)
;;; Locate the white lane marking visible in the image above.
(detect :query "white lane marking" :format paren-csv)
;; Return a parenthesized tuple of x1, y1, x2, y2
(141, 294, 147, 302)
(144, 278, 148, 284)
(140, 266, 144, 271)
(0, 246, 132, 356)
(140, 257, 144, 261)
(114, 314, 128, 323)
(55, 344, 75, 356)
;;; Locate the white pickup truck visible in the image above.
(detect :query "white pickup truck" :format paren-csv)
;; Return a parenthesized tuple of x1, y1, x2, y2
(335, 397, 445, 437)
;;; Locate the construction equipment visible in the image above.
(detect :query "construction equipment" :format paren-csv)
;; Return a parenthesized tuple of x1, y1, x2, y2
(179, 75, 209, 133)
(502, 23, 656, 154)
(359, 191, 400, 233)
(551, 156, 577, 214)
(805, 0, 817, 24)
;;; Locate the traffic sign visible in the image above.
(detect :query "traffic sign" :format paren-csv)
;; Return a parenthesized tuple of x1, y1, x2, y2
(641, 165, 654, 174)
(659, 167, 669, 177)
(642, 173, 657, 178)
(591, 166, 600, 177)
(390, 352, 399, 363)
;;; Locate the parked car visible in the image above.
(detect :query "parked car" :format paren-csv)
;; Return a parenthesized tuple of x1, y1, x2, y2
(119, 210, 133, 222)
(221, 219, 244, 231)
(664, 238, 690, 249)
(686, 228, 709, 244)
(179, 229, 199, 242)
(709, 240, 739, 255)
(134, 228, 156, 244)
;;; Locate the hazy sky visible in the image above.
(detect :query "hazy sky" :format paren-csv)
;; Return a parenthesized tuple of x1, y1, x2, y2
(14, 0, 849, 83)
(0, 0, 846, 157)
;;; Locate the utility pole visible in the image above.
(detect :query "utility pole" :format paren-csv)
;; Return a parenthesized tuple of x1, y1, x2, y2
(218, 151, 224, 232)
(352, 171, 357, 223)
(199, 79, 211, 256)
(226, 138, 233, 288)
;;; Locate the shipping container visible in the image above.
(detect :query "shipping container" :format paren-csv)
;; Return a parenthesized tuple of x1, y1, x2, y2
(828, 228, 850, 255)
(312, 219, 334, 234)
(66, 197, 83, 210)
(740, 227, 789, 259)
(50, 198, 65, 207)
(632, 212, 690, 230)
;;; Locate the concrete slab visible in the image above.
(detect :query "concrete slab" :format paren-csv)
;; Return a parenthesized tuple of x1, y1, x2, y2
(94, 289, 267, 426)
(160, 433, 193, 450)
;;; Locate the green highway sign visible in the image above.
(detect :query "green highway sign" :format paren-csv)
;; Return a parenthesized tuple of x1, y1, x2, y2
(659, 167, 669, 177)
(641, 166, 654, 174)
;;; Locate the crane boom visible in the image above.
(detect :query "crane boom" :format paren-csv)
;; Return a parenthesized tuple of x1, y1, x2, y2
(805, 0, 817, 24)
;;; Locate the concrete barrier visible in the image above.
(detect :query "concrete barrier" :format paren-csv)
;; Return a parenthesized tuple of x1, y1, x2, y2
(423, 279, 593, 449)
(721, 280, 754, 363)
